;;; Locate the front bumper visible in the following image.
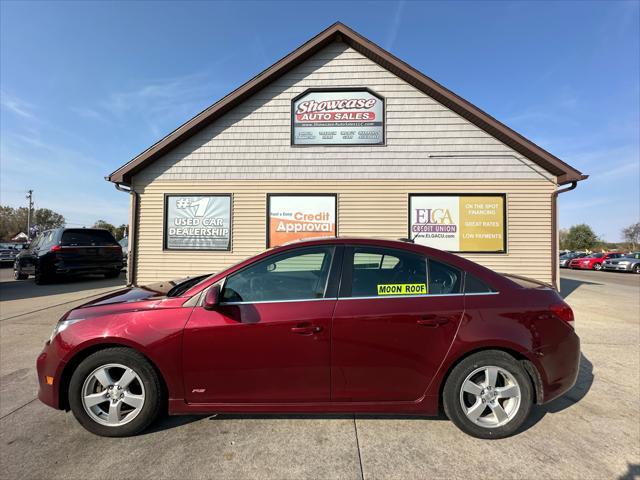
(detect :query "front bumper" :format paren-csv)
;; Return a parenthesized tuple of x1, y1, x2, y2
(36, 341, 66, 410)
(602, 263, 632, 271)
(535, 331, 581, 404)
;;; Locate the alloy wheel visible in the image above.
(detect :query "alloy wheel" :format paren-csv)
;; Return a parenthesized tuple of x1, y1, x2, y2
(81, 363, 146, 427)
(459, 366, 521, 428)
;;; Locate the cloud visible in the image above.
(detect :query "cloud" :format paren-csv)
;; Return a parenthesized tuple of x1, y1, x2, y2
(386, 0, 406, 50)
(0, 91, 34, 119)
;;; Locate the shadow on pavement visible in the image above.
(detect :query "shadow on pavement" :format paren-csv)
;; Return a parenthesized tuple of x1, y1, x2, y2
(559, 276, 602, 299)
(519, 352, 594, 432)
(618, 463, 640, 480)
(0, 274, 126, 302)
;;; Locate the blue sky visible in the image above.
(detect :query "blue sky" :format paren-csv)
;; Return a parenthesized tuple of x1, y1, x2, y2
(1, 1, 638, 240)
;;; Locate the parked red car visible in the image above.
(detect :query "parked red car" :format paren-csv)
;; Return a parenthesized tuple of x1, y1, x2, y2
(37, 238, 579, 439)
(568, 252, 624, 270)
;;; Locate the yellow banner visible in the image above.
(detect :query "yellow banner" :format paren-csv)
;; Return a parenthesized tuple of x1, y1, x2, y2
(458, 196, 504, 252)
(377, 283, 427, 296)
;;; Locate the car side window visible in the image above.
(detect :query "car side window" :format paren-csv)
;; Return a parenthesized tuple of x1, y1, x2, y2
(30, 235, 43, 250)
(428, 260, 463, 295)
(347, 247, 427, 297)
(464, 273, 495, 294)
(221, 247, 334, 303)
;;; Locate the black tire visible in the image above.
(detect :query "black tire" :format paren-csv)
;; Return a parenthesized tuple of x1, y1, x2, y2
(14, 267, 28, 280)
(68, 347, 164, 437)
(104, 269, 120, 279)
(633, 264, 640, 274)
(34, 267, 52, 285)
(593, 263, 602, 271)
(443, 350, 533, 439)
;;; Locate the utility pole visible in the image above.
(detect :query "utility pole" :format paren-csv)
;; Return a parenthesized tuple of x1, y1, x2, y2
(26, 190, 34, 238)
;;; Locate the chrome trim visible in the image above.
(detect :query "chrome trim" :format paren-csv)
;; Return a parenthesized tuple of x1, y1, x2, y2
(338, 291, 500, 300)
(219, 297, 338, 306)
(464, 292, 501, 296)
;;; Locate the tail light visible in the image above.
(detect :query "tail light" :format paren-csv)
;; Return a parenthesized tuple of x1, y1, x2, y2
(50, 245, 62, 253)
(550, 302, 575, 329)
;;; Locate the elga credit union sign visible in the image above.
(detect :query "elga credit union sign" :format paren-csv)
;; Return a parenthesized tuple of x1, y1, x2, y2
(268, 194, 336, 247)
(292, 89, 384, 145)
(409, 194, 506, 253)
(164, 194, 231, 250)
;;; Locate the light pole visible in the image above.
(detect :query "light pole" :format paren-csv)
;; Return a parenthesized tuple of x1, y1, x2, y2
(26, 190, 34, 238)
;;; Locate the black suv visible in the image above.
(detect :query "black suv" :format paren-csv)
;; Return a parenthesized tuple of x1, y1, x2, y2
(14, 228, 123, 284)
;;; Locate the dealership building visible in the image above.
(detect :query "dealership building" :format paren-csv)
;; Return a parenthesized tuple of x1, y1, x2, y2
(108, 23, 586, 288)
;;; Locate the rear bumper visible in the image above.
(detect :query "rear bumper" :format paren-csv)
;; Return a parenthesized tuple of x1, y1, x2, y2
(36, 342, 66, 410)
(535, 330, 581, 404)
(54, 262, 122, 275)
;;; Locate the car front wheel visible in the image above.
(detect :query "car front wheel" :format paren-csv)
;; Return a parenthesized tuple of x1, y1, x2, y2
(593, 263, 602, 271)
(633, 264, 640, 274)
(443, 350, 533, 439)
(68, 347, 164, 437)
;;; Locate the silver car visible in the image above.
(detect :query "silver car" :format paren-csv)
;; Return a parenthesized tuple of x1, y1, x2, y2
(602, 252, 640, 273)
(0, 243, 19, 265)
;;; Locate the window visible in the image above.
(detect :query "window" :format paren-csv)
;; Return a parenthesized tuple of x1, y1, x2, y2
(221, 247, 334, 303)
(61, 229, 117, 246)
(428, 260, 462, 295)
(347, 248, 427, 298)
(464, 273, 495, 294)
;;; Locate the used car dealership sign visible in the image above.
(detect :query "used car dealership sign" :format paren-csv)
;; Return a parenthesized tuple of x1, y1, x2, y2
(292, 89, 384, 145)
(165, 195, 231, 250)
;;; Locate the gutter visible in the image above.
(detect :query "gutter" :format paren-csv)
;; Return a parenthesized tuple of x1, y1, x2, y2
(110, 180, 138, 286)
(551, 178, 585, 290)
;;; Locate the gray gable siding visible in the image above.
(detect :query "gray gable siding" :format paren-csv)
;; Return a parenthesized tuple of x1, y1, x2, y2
(133, 42, 555, 187)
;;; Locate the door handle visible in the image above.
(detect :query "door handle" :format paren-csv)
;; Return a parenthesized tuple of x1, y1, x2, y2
(290, 324, 322, 335)
(417, 315, 450, 327)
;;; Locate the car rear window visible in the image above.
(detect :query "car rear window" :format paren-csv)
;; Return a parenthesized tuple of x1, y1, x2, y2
(61, 229, 117, 246)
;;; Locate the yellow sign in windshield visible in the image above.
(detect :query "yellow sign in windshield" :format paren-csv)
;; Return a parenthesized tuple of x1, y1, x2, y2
(376, 283, 427, 296)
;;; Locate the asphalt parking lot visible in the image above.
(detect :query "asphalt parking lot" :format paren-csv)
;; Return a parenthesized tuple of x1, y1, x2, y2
(0, 267, 638, 479)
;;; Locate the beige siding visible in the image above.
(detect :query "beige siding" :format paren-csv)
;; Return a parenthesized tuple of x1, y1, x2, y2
(133, 42, 554, 184)
(133, 180, 555, 285)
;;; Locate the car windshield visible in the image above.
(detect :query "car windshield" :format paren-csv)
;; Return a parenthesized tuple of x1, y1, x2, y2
(587, 253, 604, 258)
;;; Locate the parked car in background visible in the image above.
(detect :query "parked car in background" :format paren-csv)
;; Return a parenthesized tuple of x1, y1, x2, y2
(559, 252, 587, 268)
(568, 252, 625, 271)
(37, 238, 579, 440)
(602, 252, 640, 274)
(0, 243, 20, 265)
(14, 228, 123, 284)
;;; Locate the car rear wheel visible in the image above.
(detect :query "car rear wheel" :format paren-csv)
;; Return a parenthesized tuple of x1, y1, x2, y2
(34, 267, 52, 285)
(69, 348, 164, 437)
(104, 269, 121, 279)
(443, 350, 533, 439)
(13, 267, 27, 280)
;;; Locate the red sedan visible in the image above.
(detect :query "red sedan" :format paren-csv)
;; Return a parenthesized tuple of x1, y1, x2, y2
(37, 238, 579, 439)
(569, 252, 624, 270)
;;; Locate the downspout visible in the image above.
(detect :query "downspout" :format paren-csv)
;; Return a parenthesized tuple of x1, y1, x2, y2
(113, 181, 138, 287)
(552, 181, 578, 291)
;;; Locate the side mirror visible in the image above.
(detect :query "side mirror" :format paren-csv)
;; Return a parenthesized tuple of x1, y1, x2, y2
(203, 284, 221, 310)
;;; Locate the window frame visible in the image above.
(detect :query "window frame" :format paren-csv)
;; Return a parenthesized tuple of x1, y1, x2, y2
(218, 245, 343, 305)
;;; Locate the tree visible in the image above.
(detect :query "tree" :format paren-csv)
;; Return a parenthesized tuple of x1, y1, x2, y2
(92, 220, 128, 240)
(559, 228, 569, 250)
(564, 224, 600, 251)
(0, 205, 65, 240)
(622, 222, 640, 250)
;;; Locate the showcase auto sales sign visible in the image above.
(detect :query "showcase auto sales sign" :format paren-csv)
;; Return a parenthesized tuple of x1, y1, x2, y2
(292, 89, 384, 145)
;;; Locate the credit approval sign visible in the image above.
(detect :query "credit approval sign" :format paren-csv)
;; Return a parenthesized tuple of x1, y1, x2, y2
(267, 194, 336, 247)
(409, 194, 506, 253)
(292, 89, 384, 145)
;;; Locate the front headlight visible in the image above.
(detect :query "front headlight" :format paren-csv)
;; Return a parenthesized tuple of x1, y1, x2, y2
(49, 319, 84, 342)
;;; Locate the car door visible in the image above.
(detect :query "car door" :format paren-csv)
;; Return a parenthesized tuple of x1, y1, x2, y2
(331, 246, 464, 402)
(20, 234, 43, 274)
(182, 245, 342, 404)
